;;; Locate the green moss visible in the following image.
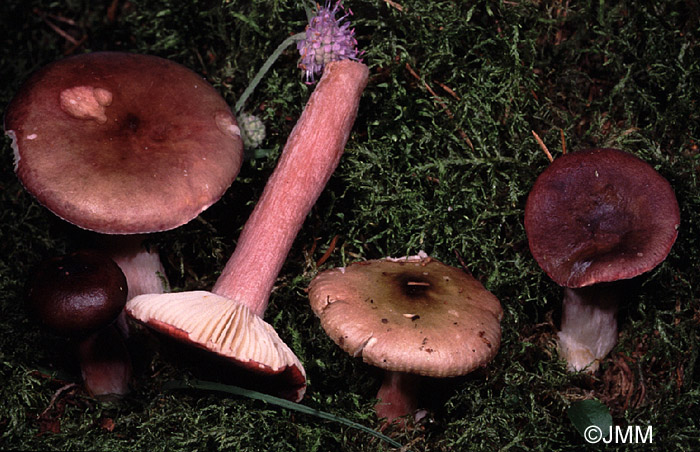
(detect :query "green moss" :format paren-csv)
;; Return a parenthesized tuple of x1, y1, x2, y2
(1, 0, 699, 450)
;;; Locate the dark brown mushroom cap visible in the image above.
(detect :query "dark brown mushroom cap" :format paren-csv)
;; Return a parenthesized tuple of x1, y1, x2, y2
(25, 250, 128, 337)
(5, 52, 243, 234)
(524, 148, 680, 288)
(308, 256, 503, 378)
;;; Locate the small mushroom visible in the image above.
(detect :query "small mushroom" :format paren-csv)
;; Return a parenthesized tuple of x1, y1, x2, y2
(308, 253, 503, 426)
(126, 60, 370, 402)
(25, 250, 132, 398)
(4, 51, 244, 300)
(524, 148, 680, 372)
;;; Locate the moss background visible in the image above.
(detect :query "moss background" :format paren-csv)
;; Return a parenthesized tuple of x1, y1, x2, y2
(1, 0, 698, 450)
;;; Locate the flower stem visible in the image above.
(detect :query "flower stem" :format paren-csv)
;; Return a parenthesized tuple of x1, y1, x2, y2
(234, 32, 306, 114)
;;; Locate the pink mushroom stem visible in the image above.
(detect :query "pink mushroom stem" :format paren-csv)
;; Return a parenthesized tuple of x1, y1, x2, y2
(375, 371, 422, 426)
(213, 60, 369, 317)
(77, 324, 133, 398)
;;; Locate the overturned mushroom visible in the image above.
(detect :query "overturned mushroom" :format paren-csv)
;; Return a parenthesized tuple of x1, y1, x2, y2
(127, 60, 370, 401)
(4, 51, 244, 299)
(524, 148, 680, 372)
(308, 253, 503, 425)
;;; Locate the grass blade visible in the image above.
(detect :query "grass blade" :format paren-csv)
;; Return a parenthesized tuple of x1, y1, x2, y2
(164, 379, 406, 450)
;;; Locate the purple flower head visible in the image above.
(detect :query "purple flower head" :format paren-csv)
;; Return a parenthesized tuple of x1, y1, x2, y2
(297, 1, 362, 84)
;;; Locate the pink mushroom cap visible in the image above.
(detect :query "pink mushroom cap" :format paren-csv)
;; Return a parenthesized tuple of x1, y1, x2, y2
(4, 51, 243, 234)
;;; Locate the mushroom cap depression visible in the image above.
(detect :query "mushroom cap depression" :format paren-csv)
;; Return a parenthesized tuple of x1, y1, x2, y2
(25, 250, 128, 337)
(524, 148, 680, 288)
(308, 255, 503, 377)
(5, 51, 243, 234)
(126, 291, 307, 401)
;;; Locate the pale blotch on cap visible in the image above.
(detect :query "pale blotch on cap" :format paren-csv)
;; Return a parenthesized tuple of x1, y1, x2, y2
(308, 255, 503, 377)
(4, 51, 244, 234)
(126, 291, 306, 401)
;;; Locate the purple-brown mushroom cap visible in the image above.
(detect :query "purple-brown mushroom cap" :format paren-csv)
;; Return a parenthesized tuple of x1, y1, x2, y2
(524, 148, 680, 288)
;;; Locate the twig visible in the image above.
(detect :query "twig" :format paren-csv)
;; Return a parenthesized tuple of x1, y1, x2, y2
(63, 35, 88, 56)
(434, 80, 460, 100)
(41, 10, 77, 26)
(383, 0, 404, 12)
(453, 249, 472, 276)
(560, 128, 567, 154)
(308, 237, 319, 257)
(532, 130, 553, 162)
(621, 127, 640, 137)
(316, 235, 339, 267)
(405, 63, 474, 150)
(34, 8, 87, 54)
(40, 383, 78, 417)
(107, 0, 120, 23)
(42, 18, 81, 46)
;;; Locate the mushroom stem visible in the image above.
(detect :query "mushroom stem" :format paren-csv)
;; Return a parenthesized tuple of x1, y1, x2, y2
(76, 324, 132, 398)
(213, 60, 369, 317)
(101, 234, 168, 337)
(101, 234, 168, 301)
(557, 286, 619, 372)
(375, 371, 421, 426)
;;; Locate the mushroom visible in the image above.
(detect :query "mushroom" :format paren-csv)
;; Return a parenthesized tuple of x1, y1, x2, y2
(524, 148, 680, 372)
(307, 253, 503, 425)
(25, 250, 132, 398)
(126, 60, 370, 401)
(4, 51, 244, 300)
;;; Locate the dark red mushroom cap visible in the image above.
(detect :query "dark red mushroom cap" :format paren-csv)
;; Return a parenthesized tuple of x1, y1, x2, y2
(524, 148, 680, 288)
(25, 250, 128, 337)
(5, 52, 243, 234)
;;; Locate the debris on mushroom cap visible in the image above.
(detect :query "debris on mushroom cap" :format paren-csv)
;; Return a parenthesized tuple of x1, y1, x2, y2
(25, 250, 128, 337)
(308, 256, 503, 377)
(384, 250, 430, 263)
(524, 148, 680, 288)
(126, 291, 306, 401)
(4, 51, 244, 234)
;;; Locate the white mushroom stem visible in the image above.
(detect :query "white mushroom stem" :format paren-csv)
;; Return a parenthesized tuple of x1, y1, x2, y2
(213, 60, 369, 316)
(375, 371, 421, 426)
(101, 234, 168, 338)
(557, 286, 619, 372)
(101, 234, 168, 301)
